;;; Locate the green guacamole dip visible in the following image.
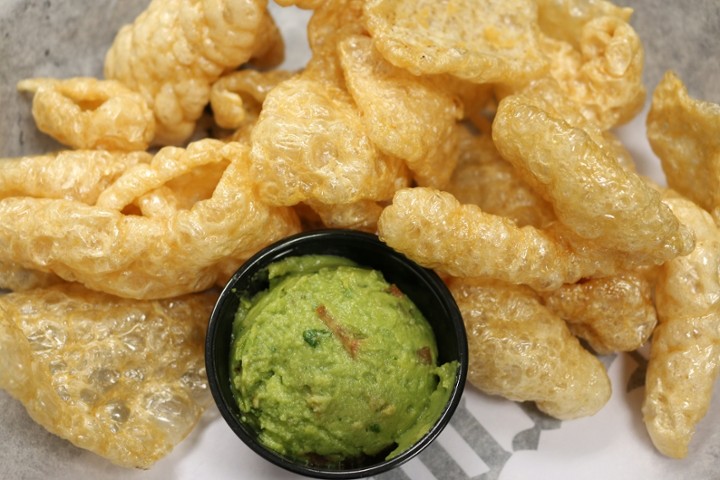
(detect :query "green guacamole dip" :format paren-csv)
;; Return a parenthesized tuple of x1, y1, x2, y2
(229, 255, 458, 467)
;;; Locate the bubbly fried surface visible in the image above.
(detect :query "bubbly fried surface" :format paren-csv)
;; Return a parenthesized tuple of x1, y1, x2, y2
(448, 277, 611, 419)
(17, 77, 156, 151)
(0, 284, 217, 468)
(363, 0, 548, 84)
(542, 271, 658, 354)
(647, 71, 720, 217)
(103, 0, 273, 145)
(642, 196, 720, 459)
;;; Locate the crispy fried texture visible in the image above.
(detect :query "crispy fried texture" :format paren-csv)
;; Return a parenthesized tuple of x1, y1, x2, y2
(542, 271, 658, 354)
(17, 77, 156, 151)
(448, 277, 611, 419)
(493, 93, 694, 262)
(250, 74, 410, 206)
(0, 284, 216, 468)
(446, 128, 555, 228)
(0, 150, 150, 204)
(642, 196, 720, 459)
(210, 69, 293, 130)
(378, 187, 635, 291)
(0, 261, 62, 292)
(362, 0, 548, 85)
(0, 142, 299, 299)
(104, 0, 272, 145)
(647, 71, 720, 217)
(338, 34, 463, 188)
(535, 0, 632, 49)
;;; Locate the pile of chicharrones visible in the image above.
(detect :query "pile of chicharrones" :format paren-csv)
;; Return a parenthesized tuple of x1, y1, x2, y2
(1, 0, 719, 469)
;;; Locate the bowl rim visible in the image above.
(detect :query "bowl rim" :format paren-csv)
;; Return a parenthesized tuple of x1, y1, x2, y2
(205, 228, 469, 479)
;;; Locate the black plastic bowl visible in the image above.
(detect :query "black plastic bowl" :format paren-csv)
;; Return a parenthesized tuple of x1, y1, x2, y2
(205, 229, 468, 479)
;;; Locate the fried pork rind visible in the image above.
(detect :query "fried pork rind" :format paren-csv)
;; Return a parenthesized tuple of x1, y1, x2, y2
(0, 283, 216, 468)
(535, 0, 632, 48)
(338, 34, 463, 188)
(448, 277, 611, 419)
(378, 187, 634, 291)
(0, 142, 299, 299)
(17, 77, 156, 151)
(362, 0, 548, 85)
(0, 150, 150, 204)
(104, 0, 272, 145)
(209, 69, 293, 131)
(492, 93, 694, 263)
(542, 271, 658, 354)
(446, 127, 555, 228)
(250, 74, 411, 207)
(642, 196, 720, 459)
(647, 71, 720, 217)
(305, 199, 384, 233)
(273, 0, 323, 8)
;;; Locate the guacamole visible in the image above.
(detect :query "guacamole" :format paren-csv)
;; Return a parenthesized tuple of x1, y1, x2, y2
(229, 255, 458, 467)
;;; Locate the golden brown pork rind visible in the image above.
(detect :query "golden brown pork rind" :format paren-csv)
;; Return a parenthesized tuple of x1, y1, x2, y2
(0, 150, 150, 204)
(104, 0, 273, 145)
(362, 0, 549, 85)
(492, 92, 694, 263)
(337, 34, 463, 189)
(377, 187, 638, 291)
(0, 284, 217, 468)
(647, 71, 720, 218)
(642, 196, 720, 459)
(448, 277, 611, 419)
(17, 77, 156, 151)
(0, 141, 299, 299)
(542, 270, 658, 354)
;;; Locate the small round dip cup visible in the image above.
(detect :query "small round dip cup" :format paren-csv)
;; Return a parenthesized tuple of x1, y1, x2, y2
(206, 229, 468, 479)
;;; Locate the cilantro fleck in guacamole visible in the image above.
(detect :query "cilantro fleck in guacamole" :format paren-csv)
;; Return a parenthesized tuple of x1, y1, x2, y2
(229, 254, 458, 467)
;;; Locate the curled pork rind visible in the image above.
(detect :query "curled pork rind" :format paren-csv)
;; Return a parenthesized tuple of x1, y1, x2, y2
(0, 141, 300, 299)
(338, 34, 463, 188)
(104, 0, 273, 145)
(535, 0, 632, 48)
(362, 0, 548, 85)
(647, 71, 720, 217)
(0, 260, 62, 292)
(541, 270, 658, 354)
(378, 187, 634, 291)
(445, 127, 555, 228)
(642, 196, 720, 459)
(448, 277, 611, 419)
(17, 77, 156, 151)
(0, 283, 216, 468)
(250, 74, 411, 207)
(209, 69, 293, 131)
(0, 150, 150, 204)
(492, 93, 694, 263)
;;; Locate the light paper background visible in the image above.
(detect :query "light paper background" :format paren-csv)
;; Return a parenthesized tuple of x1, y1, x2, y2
(1, 1, 719, 479)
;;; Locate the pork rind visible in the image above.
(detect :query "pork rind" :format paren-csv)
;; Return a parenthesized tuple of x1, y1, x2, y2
(362, 0, 548, 85)
(542, 271, 658, 354)
(448, 277, 611, 419)
(250, 74, 411, 207)
(535, 0, 632, 48)
(0, 284, 216, 468)
(209, 69, 293, 131)
(0, 150, 150, 204)
(0, 141, 300, 299)
(647, 71, 720, 218)
(642, 196, 720, 459)
(104, 0, 273, 145)
(17, 77, 156, 151)
(492, 93, 694, 263)
(445, 127, 555, 228)
(378, 187, 633, 291)
(338, 34, 462, 188)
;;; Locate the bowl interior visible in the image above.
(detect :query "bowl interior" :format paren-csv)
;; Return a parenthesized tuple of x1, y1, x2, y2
(206, 229, 468, 479)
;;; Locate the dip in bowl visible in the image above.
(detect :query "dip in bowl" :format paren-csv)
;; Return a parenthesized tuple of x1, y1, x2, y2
(205, 229, 468, 479)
